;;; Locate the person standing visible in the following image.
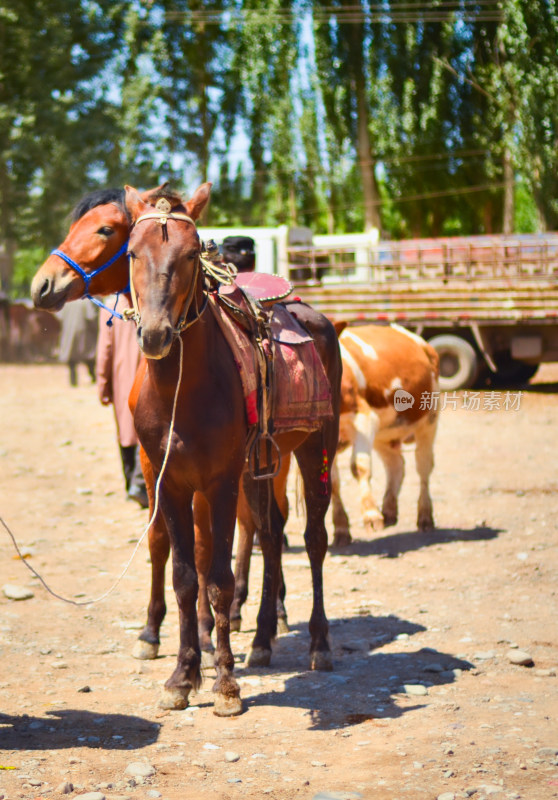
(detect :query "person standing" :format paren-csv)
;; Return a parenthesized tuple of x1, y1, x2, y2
(96, 295, 148, 508)
(57, 300, 97, 386)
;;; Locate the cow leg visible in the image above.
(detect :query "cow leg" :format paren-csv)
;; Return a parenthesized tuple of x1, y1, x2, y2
(331, 457, 352, 547)
(134, 453, 169, 660)
(414, 418, 437, 531)
(375, 440, 405, 527)
(351, 409, 384, 530)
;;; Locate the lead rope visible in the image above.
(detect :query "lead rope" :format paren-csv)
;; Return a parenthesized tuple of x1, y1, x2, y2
(0, 335, 184, 607)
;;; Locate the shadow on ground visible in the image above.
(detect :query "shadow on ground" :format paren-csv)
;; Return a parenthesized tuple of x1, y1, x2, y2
(523, 378, 558, 394)
(236, 613, 473, 729)
(274, 526, 502, 560)
(0, 709, 159, 751)
(341, 525, 503, 558)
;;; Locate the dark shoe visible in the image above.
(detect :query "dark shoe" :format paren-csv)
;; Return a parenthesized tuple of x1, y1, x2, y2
(127, 484, 149, 509)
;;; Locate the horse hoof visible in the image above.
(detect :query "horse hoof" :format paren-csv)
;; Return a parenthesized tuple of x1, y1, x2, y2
(277, 618, 289, 635)
(310, 650, 333, 671)
(200, 650, 215, 671)
(246, 646, 271, 667)
(159, 687, 190, 710)
(417, 516, 434, 531)
(213, 693, 243, 717)
(132, 640, 159, 660)
(332, 532, 352, 548)
(230, 617, 242, 633)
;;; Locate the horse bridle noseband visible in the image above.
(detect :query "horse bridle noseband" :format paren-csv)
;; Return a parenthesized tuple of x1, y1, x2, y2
(50, 241, 130, 326)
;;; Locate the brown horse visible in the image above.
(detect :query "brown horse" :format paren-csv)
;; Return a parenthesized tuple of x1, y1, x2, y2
(123, 183, 341, 713)
(30, 185, 290, 662)
(32, 185, 342, 712)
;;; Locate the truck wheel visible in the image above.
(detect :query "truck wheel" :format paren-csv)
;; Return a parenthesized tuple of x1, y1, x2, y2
(428, 335, 478, 391)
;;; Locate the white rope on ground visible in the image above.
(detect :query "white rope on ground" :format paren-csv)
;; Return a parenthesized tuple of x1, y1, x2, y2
(1, 335, 185, 607)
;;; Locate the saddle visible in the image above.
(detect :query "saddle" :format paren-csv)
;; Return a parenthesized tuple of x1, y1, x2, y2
(206, 272, 333, 479)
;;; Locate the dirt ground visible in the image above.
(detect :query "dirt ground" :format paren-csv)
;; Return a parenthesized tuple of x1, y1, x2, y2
(0, 362, 557, 800)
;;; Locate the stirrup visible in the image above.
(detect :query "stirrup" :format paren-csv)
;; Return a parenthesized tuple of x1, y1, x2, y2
(247, 433, 281, 480)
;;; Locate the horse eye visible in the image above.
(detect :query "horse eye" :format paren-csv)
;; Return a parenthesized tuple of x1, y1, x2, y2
(97, 226, 114, 236)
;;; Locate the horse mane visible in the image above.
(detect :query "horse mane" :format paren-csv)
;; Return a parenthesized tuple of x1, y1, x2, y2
(71, 188, 127, 223)
(70, 185, 186, 223)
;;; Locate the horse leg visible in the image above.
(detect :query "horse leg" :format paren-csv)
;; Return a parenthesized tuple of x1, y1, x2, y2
(193, 493, 215, 668)
(231, 456, 290, 634)
(295, 430, 335, 671)
(331, 456, 352, 547)
(134, 452, 169, 660)
(230, 482, 255, 633)
(276, 564, 288, 635)
(414, 416, 438, 531)
(158, 487, 201, 711)
(275, 452, 290, 521)
(376, 440, 405, 528)
(206, 482, 243, 716)
(274, 455, 291, 633)
(244, 473, 284, 668)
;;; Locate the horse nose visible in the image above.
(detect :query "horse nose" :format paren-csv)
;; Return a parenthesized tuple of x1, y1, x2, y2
(31, 276, 52, 307)
(137, 323, 174, 359)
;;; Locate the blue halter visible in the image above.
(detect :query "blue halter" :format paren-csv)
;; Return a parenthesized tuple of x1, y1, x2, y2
(50, 240, 130, 326)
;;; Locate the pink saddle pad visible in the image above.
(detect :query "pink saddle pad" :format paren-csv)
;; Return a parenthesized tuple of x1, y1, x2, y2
(220, 272, 292, 304)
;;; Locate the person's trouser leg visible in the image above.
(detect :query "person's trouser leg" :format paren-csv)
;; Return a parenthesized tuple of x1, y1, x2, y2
(119, 445, 136, 492)
(127, 445, 148, 508)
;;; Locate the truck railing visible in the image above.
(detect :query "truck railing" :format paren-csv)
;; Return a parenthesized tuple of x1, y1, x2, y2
(286, 233, 558, 285)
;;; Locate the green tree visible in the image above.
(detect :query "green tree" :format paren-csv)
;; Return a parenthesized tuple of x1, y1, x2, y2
(0, 0, 125, 293)
(312, 0, 382, 232)
(508, 0, 558, 230)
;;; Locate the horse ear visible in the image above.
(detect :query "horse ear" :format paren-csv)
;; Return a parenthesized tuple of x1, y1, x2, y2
(141, 182, 170, 203)
(185, 182, 212, 221)
(125, 185, 150, 222)
(333, 320, 348, 337)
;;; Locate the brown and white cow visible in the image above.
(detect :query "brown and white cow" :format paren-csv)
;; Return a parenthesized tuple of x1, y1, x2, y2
(331, 322, 440, 546)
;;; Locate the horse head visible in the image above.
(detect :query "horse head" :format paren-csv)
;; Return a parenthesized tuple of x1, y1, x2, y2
(125, 182, 212, 360)
(31, 183, 173, 311)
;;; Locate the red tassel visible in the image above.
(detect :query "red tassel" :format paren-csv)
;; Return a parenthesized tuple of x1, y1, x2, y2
(319, 448, 329, 495)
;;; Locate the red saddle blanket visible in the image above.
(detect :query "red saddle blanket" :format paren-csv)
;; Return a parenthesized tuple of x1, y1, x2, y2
(209, 294, 333, 432)
(220, 271, 293, 305)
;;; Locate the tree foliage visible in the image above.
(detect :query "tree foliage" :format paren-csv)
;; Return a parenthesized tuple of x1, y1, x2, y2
(2, 0, 558, 295)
